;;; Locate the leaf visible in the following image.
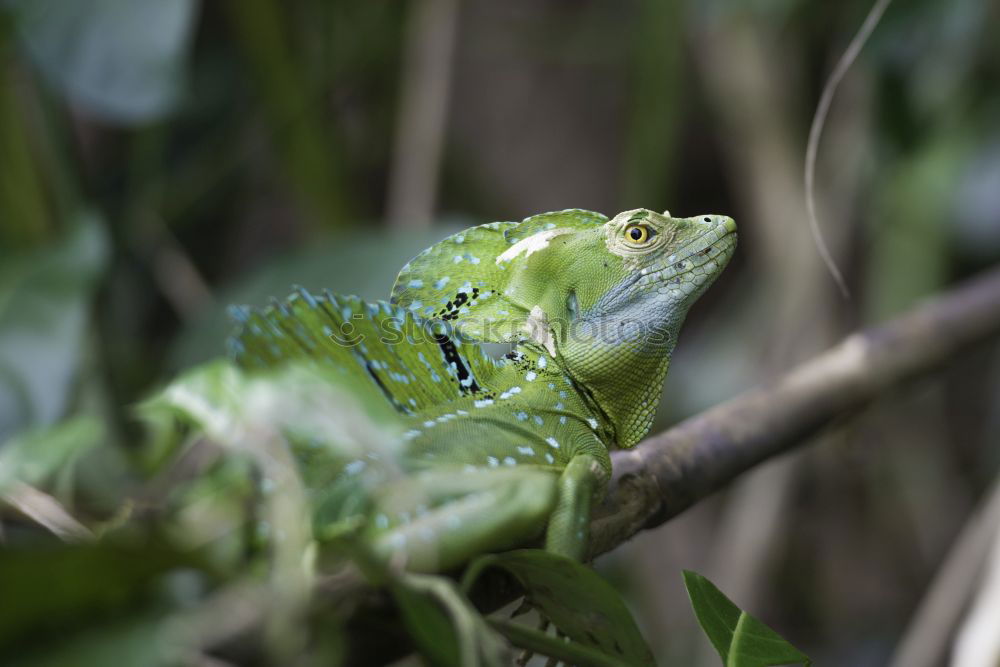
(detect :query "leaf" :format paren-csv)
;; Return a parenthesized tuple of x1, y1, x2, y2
(392, 584, 462, 666)
(463, 549, 655, 665)
(0, 416, 103, 494)
(0, 540, 203, 654)
(7, 0, 198, 123)
(138, 358, 407, 544)
(7, 612, 183, 667)
(0, 213, 108, 440)
(391, 572, 511, 667)
(682, 570, 811, 667)
(139, 358, 403, 462)
(487, 618, 624, 667)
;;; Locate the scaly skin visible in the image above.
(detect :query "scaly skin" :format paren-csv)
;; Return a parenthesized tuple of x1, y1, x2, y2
(227, 208, 736, 571)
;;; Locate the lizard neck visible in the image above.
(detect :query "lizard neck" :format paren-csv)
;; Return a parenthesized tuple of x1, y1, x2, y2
(557, 297, 686, 449)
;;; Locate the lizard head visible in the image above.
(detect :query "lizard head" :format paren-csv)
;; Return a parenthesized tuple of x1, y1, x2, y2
(555, 209, 737, 447)
(597, 208, 737, 316)
(542, 209, 736, 348)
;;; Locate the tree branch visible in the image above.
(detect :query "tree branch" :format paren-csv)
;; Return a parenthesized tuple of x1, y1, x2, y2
(590, 264, 1000, 558)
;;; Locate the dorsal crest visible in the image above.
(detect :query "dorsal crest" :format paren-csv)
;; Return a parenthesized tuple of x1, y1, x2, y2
(390, 209, 607, 345)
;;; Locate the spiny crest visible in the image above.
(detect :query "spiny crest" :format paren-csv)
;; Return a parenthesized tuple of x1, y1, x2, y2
(391, 209, 607, 344)
(228, 287, 498, 415)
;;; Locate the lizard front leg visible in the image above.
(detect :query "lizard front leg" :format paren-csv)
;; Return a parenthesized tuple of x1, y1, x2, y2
(544, 453, 606, 561)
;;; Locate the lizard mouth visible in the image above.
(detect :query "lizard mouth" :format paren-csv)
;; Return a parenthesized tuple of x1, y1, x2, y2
(670, 222, 736, 270)
(651, 224, 736, 285)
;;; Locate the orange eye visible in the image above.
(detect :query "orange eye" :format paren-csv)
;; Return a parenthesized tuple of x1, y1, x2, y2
(625, 225, 650, 243)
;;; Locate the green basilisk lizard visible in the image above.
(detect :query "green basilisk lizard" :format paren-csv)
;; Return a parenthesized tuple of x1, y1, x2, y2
(164, 208, 735, 574)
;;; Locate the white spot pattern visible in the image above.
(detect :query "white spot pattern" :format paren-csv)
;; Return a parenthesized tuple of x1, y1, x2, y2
(495, 228, 574, 264)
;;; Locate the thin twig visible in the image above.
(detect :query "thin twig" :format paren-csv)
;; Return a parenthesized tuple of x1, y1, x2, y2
(952, 500, 1000, 666)
(2, 481, 94, 543)
(134, 211, 215, 321)
(386, 0, 460, 229)
(888, 477, 1000, 667)
(804, 0, 893, 299)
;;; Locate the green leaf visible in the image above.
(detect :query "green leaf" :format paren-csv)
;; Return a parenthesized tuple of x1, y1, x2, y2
(682, 570, 811, 667)
(391, 572, 511, 667)
(7, 0, 198, 123)
(0, 416, 103, 494)
(463, 549, 655, 665)
(487, 618, 624, 667)
(7, 612, 183, 667)
(0, 540, 203, 654)
(139, 358, 403, 463)
(0, 214, 108, 439)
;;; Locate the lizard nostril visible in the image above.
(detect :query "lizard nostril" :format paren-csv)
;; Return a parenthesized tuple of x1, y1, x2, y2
(703, 217, 711, 223)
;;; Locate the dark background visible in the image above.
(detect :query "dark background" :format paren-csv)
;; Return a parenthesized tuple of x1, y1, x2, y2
(1, 0, 999, 664)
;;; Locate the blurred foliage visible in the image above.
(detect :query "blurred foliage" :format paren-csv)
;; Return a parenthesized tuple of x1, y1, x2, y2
(0, 354, 663, 664)
(0, 416, 102, 492)
(0, 217, 107, 440)
(7, 0, 197, 124)
(0, 0, 998, 664)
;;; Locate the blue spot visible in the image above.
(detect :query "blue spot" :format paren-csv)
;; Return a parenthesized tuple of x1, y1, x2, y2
(344, 460, 366, 475)
(298, 287, 317, 308)
(227, 305, 250, 323)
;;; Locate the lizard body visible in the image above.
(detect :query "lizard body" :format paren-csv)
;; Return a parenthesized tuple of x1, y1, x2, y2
(216, 208, 735, 571)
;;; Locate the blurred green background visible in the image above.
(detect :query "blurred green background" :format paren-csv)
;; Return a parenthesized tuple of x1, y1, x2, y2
(1, 0, 999, 664)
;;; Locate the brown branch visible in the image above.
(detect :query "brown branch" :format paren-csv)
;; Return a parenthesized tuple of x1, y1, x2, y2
(590, 263, 1000, 558)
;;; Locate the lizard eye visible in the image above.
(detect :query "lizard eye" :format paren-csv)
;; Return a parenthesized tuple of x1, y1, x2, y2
(625, 225, 654, 244)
